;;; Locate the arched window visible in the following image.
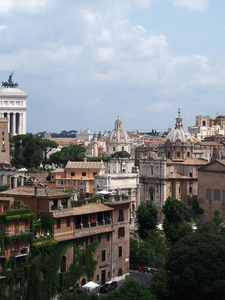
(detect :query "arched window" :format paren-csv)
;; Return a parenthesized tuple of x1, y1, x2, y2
(81, 278, 86, 286)
(118, 268, 123, 276)
(118, 210, 124, 222)
(61, 256, 66, 273)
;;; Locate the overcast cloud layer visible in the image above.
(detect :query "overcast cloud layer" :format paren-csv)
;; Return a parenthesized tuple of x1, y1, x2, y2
(0, 0, 224, 133)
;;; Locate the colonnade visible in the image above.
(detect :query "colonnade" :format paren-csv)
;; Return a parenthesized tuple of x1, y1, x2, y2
(0, 112, 25, 135)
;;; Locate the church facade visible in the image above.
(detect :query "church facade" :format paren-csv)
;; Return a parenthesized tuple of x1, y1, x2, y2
(139, 111, 208, 207)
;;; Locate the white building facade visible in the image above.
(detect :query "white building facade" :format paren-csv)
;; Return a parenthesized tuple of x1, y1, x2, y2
(0, 87, 27, 135)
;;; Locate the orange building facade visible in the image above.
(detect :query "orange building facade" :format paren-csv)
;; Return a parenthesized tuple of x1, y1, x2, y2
(49, 160, 103, 194)
(0, 186, 131, 286)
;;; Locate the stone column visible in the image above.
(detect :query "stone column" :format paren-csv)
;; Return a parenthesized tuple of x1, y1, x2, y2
(13, 176, 18, 188)
(13, 113, 16, 135)
(136, 184, 141, 207)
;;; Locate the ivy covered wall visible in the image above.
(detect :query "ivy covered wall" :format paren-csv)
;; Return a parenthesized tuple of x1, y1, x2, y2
(0, 231, 98, 299)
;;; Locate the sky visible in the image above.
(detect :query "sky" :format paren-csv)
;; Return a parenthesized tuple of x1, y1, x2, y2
(0, 0, 225, 134)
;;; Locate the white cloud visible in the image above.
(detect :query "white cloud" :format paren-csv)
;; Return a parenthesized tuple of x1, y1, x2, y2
(87, 96, 102, 106)
(147, 101, 173, 112)
(0, 25, 8, 32)
(0, 0, 51, 16)
(172, 0, 209, 12)
(82, 9, 98, 23)
(96, 47, 115, 62)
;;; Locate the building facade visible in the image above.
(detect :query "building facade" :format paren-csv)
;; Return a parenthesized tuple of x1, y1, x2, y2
(0, 80, 27, 135)
(0, 186, 131, 286)
(198, 159, 225, 220)
(49, 160, 104, 194)
(139, 111, 208, 207)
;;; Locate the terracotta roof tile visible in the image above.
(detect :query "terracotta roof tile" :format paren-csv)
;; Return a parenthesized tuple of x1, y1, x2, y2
(0, 186, 70, 199)
(65, 161, 103, 169)
(53, 203, 113, 218)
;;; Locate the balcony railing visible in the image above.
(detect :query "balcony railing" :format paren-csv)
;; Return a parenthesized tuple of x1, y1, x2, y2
(5, 229, 30, 236)
(11, 248, 28, 257)
(75, 219, 112, 231)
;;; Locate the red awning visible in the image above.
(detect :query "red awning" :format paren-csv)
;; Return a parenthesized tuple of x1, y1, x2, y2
(90, 213, 97, 223)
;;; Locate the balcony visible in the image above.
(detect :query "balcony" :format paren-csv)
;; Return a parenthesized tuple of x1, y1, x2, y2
(51, 208, 74, 217)
(5, 229, 30, 236)
(11, 248, 28, 257)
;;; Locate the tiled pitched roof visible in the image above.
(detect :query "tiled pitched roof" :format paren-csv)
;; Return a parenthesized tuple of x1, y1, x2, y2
(53, 203, 113, 218)
(0, 186, 71, 199)
(166, 158, 208, 165)
(65, 161, 103, 169)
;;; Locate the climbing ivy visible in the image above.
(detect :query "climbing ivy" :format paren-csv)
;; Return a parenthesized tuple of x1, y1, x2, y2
(0, 207, 99, 300)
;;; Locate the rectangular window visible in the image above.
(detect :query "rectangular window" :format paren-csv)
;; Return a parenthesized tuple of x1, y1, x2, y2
(107, 233, 110, 241)
(61, 180, 63, 185)
(189, 186, 192, 194)
(177, 152, 180, 158)
(113, 147, 115, 151)
(214, 189, 220, 201)
(119, 246, 122, 257)
(118, 227, 125, 238)
(189, 172, 192, 177)
(82, 172, 86, 177)
(80, 181, 83, 186)
(206, 189, 211, 200)
(57, 219, 61, 229)
(71, 172, 75, 176)
(66, 217, 70, 227)
(102, 250, 106, 262)
(93, 172, 97, 176)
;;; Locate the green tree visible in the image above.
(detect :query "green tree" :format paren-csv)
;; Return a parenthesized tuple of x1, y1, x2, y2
(111, 150, 131, 158)
(163, 197, 193, 244)
(136, 200, 158, 239)
(11, 134, 43, 169)
(50, 145, 86, 166)
(213, 209, 223, 226)
(39, 139, 58, 167)
(107, 276, 156, 300)
(192, 199, 204, 215)
(166, 230, 225, 300)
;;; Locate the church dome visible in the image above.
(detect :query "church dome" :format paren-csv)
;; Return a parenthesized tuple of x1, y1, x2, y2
(108, 117, 130, 144)
(106, 117, 131, 155)
(166, 111, 193, 143)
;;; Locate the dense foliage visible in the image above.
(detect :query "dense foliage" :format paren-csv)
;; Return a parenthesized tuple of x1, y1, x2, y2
(110, 150, 131, 159)
(130, 232, 170, 270)
(163, 196, 194, 244)
(166, 223, 225, 300)
(107, 276, 156, 300)
(11, 134, 58, 169)
(136, 200, 158, 239)
(49, 145, 86, 166)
